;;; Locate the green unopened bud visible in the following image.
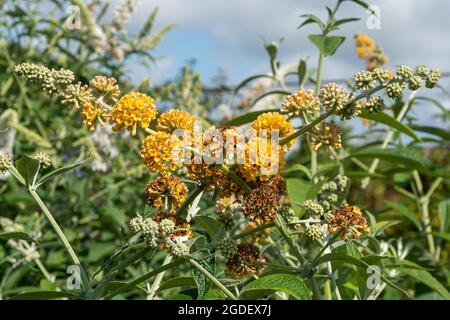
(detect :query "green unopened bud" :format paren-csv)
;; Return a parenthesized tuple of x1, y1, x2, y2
(279, 205, 295, 223)
(364, 96, 385, 113)
(319, 83, 350, 112)
(324, 211, 334, 223)
(338, 99, 362, 120)
(335, 175, 348, 191)
(415, 65, 430, 79)
(408, 75, 422, 91)
(305, 224, 324, 241)
(218, 212, 235, 231)
(217, 238, 237, 259)
(32, 152, 52, 169)
(304, 200, 324, 217)
(171, 241, 190, 257)
(353, 71, 376, 91)
(160, 218, 175, 234)
(129, 216, 144, 233)
(426, 68, 441, 88)
(386, 81, 405, 99)
(0, 153, 12, 173)
(372, 67, 391, 84)
(396, 65, 413, 81)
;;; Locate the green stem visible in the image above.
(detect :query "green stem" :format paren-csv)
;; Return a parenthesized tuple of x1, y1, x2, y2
(233, 222, 275, 240)
(280, 85, 385, 146)
(147, 254, 173, 300)
(103, 258, 184, 299)
(361, 92, 415, 189)
(311, 230, 343, 266)
(274, 216, 306, 264)
(29, 189, 92, 296)
(188, 258, 237, 300)
(94, 247, 152, 297)
(315, 53, 324, 96)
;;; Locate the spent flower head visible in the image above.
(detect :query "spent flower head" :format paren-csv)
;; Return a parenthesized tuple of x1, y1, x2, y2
(144, 175, 188, 211)
(328, 203, 370, 240)
(226, 243, 261, 277)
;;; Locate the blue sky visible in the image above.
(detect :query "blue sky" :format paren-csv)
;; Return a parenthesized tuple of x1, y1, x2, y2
(122, 0, 450, 90)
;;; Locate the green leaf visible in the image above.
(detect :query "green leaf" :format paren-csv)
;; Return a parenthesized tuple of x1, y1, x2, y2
(314, 253, 409, 297)
(385, 201, 422, 230)
(250, 90, 291, 107)
(0, 232, 37, 243)
(402, 269, 450, 300)
(224, 109, 280, 127)
(359, 110, 422, 142)
(346, 0, 372, 11)
(346, 171, 385, 179)
(204, 288, 227, 300)
(37, 157, 90, 187)
(87, 243, 116, 263)
(438, 200, 450, 232)
(241, 274, 310, 300)
(333, 17, 361, 27)
(190, 255, 215, 300)
(286, 178, 311, 217)
(432, 232, 450, 242)
(282, 164, 312, 180)
(308, 35, 346, 56)
(412, 96, 450, 119)
(374, 220, 403, 235)
(298, 14, 326, 30)
(351, 148, 429, 171)
(159, 277, 196, 291)
(233, 74, 278, 95)
(297, 59, 307, 88)
(8, 291, 79, 300)
(15, 155, 40, 186)
(410, 125, 450, 141)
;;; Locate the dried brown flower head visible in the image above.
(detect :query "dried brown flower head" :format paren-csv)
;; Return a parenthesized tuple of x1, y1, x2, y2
(226, 243, 261, 277)
(328, 203, 370, 240)
(144, 175, 188, 211)
(243, 177, 283, 224)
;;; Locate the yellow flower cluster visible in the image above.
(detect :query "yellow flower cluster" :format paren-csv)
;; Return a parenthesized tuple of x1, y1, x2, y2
(354, 33, 389, 71)
(140, 131, 184, 175)
(251, 112, 295, 148)
(238, 137, 285, 182)
(111, 92, 157, 135)
(156, 109, 195, 133)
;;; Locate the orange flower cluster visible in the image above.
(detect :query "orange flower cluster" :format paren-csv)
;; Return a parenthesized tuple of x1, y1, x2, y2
(354, 33, 389, 71)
